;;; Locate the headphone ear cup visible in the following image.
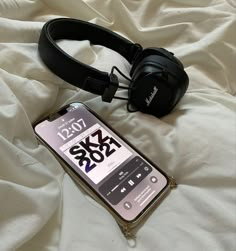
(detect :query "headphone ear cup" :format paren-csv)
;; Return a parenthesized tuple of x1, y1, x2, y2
(129, 55, 189, 117)
(131, 55, 185, 81)
(129, 73, 174, 117)
(148, 47, 184, 69)
(130, 48, 184, 78)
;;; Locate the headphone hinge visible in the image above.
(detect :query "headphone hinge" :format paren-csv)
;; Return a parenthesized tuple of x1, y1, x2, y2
(102, 73, 119, 103)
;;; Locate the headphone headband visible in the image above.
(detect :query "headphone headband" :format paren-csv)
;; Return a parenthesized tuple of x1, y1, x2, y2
(38, 18, 189, 117)
(38, 18, 143, 96)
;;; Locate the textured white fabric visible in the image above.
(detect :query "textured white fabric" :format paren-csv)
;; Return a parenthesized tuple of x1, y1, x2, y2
(0, 0, 235, 250)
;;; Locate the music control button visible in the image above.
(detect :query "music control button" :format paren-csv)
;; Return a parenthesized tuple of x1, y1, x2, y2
(124, 201, 132, 210)
(99, 156, 153, 205)
(150, 176, 158, 183)
(144, 166, 150, 172)
(120, 187, 126, 193)
(128, 179, 135, 186)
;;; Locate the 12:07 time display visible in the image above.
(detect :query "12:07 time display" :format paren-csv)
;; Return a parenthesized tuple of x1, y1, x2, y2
(57, 118, 86, 141)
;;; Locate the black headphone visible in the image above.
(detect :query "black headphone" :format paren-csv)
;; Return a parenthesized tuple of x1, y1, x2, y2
(38, 18, 189, 117)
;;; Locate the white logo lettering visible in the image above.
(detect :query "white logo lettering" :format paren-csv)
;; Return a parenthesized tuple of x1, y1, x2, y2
(145, 86, 158, 106)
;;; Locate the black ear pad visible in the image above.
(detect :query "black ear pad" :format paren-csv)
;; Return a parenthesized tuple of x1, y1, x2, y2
(128, 54, 189, 117)
(130, 48, 183, 77)
(131, 55, 185, 81)
(149, 47, 184, 68)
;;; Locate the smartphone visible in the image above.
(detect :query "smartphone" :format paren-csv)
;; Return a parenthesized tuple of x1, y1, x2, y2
(34, 102, 175, 233)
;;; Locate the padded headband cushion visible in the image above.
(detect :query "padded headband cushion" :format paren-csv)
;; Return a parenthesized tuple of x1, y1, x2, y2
(38, 18, 143, 95)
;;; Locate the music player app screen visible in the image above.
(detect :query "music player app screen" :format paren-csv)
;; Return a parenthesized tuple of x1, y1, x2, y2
(35, 103, 168, 221)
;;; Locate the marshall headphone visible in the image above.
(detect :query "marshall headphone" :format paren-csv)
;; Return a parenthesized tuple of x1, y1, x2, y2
(38, 18, 189, 117)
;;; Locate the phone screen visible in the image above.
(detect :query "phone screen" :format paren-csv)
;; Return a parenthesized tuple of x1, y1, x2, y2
(34, 102, 168, 222)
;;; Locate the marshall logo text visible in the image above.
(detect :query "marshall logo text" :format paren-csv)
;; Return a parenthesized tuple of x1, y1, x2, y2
(145, 86, 158, 107)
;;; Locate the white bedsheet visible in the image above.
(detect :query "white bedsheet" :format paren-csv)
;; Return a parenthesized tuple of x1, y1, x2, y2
(0, 0, 235, 250)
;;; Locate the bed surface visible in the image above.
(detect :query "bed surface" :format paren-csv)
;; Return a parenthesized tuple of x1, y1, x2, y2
(0, 0, 235, 250)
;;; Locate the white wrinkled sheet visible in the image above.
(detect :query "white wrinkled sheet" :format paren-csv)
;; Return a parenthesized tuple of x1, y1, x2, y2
(0, 0, 235, 250)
